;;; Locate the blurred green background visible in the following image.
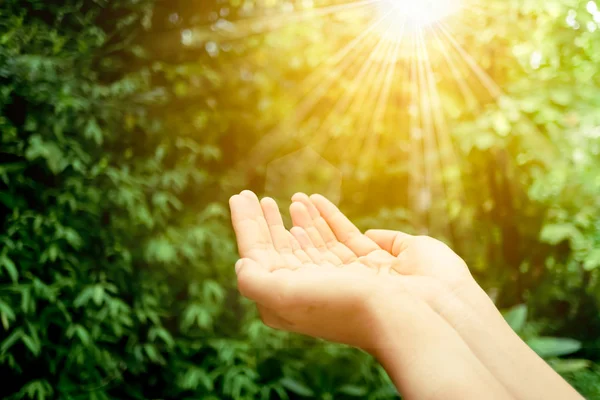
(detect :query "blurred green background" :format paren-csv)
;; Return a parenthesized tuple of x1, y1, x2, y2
(1, 0, 600, 398)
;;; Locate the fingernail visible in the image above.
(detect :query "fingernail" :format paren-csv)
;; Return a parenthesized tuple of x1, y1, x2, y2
(235, 259, 244, 274)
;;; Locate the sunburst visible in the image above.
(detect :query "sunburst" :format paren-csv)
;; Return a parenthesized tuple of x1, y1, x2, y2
(219, 0, 507, 236)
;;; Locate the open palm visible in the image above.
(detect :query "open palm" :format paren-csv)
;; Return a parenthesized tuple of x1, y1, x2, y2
(229, 190, 415, 348)
(290, 192, 472, 286)
(229, 191, 517, 400)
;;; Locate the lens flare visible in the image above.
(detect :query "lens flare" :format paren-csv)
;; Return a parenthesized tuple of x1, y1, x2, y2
(376, 0, 462, 34)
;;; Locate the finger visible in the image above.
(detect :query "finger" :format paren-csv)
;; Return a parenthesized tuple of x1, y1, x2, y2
(292, 192, 320, 218)
(260, 197, 292, 252)
(290, 202, 343, 266)
(290, 226, 325, 263)
(309, 194, 380, 256)
(365, 229, 414, 257)
(293, 193, 357, 263)
(287, 232, 313, 265)
(261, 197, 306, 270)
(230, 191, 274, 261)
(289, 201, 328, 249)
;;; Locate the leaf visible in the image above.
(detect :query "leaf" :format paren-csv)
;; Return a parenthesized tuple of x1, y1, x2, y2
(21, 379, 52, 400)
(0, 300, 15, 330)
(540, 223, 583, 246)
(527, 337, 582, 358)
(503, 304, 528, 333)
(21, 287, 32, 313)
(84, 119, 103, 145)
(1, 328, 24, 353)
(549, 359, 591, 373)
(24, 135, 67, 175)
(0, 254, 18, 282)
(203, 280, 225, 304)
(144, 237, 177, 263)
(63, 228, 83, 249)
(148, 326, 175, 348)
(67, 324, 91, 345)
(93, 286, 104, 306)
(550, 88, 573, 106)
(22, 335, 41, 356)
(143, 344, 164, 364)
(583, 248, 600, 271)
(0, 191, 27, 209)
(74, 287, 95, 308)
(337, 384, 368, 396)
(280, 378, 315, 397)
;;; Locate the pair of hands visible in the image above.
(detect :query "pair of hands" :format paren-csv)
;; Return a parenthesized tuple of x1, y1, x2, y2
(229, 191, 582, 400)
(229, 190, 468, 347)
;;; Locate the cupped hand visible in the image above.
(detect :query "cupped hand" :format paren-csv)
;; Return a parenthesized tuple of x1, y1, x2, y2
(229, 190, 409, 349)
(229, 190, 513, 400)
(290, 192, 584, 400)
(290, 192, 472, 290)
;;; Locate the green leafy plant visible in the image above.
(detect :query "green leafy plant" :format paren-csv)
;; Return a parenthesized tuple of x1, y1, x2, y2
(1, 0, 599, 399)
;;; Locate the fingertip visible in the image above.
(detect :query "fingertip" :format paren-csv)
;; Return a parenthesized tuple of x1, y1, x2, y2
(309, 194, 336, 214)
(229, 194, 245, 210)
(290, 226, 304, 235)
(260, 197, 277, 207)
(292, 192, 309, 202)
(290, 201, 307, 212)
(241, 190, 258, 200)
(289, 202, 312, 226)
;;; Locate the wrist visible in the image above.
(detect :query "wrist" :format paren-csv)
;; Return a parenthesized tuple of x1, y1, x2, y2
(364, 284, 512, 400)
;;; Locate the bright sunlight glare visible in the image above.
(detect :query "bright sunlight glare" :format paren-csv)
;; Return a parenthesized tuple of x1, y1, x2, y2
(376, 0, 463, 34)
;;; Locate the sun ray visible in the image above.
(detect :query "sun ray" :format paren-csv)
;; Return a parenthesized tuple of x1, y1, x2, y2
(415, 28, 440, 233)
(374, 0, 464, 34)
(302, 16, 397, 150)
(438, 22, 503, 99)
(419, 26, 467, 241)
(203, 0, 383, 42)
(407, 32, 428, 232)
(296, 15, 397, 148)
(224, 9, 393, 185)
(358, 21, 405, 169)
(342, 25, 401, 159)
(290, 10, 395, 128)
(430, 24, 480, 112)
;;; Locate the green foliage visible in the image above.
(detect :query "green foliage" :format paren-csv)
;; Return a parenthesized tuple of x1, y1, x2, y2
(0, 0, 599, 398)
(0, 1, 396, 398)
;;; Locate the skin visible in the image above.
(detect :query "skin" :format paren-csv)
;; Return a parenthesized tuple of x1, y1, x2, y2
(229, 190, 582, 400)
(290, 193, 583, 400)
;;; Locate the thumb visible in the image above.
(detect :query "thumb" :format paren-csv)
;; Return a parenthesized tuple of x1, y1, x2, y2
(234, 258, 276, 304)
(364, 229, 413, 257)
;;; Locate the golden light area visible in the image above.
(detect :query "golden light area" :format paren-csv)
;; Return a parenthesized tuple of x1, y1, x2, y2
(375, 0, 463, 36)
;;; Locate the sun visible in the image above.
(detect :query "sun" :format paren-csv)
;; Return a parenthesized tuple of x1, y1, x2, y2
(375, 0, 463, 34)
